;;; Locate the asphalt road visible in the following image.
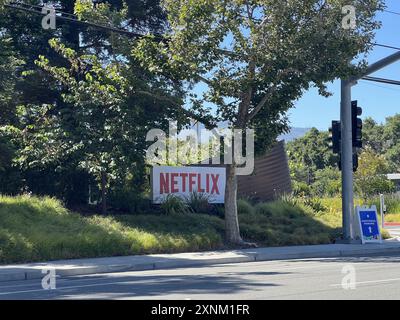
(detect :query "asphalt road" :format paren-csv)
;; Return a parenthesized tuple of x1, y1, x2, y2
(1, 254, 400, 300)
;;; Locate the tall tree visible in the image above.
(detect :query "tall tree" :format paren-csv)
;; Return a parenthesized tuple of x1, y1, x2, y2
(363, 117, 385, 154)
(382, 114, 400, 171)
(287, 128, 337, 174)
(134, 0, 383, 244)
(0, 10, 25, 188)
(355, 149, 394, 198)
(0, 35, 23, 125)
(6, 0, 188, 211)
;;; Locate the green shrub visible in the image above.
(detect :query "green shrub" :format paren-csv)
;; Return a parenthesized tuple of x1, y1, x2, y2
(366, 194, 400, 215)
(254, 202, 274, 217)
(237, 199, 254, 215)
(186, 192, 211, 213)
(161, 194, 192, 215)
(292, 181, 312, 197)
(237, 195, 257, 205)
(240, 200, 338, 246)
(212, 204, 225, 218)
(108, 189, 152, 214)
(303, 197, 327, 213)
(279, 193, 300, 207)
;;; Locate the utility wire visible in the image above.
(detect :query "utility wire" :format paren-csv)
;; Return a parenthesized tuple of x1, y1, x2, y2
(5, 2, 400, 53)
(383, 9, 400, 16)
(372, 43, 400, 51)
(5, 2, 400, 54)
(4, 3, 163, 40)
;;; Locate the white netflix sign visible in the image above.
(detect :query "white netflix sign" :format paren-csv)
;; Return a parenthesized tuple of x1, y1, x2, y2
(152, 166, 226, 204)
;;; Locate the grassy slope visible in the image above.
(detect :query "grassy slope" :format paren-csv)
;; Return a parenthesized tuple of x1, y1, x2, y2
(0, 195, 225, 264)
(238, 200, 341, 246)
(320, 197, 392, 238)
(1, 195, 387, 264)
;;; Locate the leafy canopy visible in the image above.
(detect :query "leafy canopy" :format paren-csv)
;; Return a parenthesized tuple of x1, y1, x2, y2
(134, 0, 383, 150)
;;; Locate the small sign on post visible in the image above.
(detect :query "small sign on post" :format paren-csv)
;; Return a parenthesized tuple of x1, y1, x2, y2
(355, 206, 382, 244)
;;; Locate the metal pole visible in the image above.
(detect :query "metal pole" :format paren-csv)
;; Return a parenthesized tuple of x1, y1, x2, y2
(340, 51, 400, 242)
(380, 194, 384, 230)
(340, 79, 353, 240)
(353, 51, 400, 81)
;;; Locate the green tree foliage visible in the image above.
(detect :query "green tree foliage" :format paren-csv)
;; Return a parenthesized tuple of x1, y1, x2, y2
(289, 115, 400, 198)
(381, 114, 400, 171)
(0, 35, 24, 125)
(287, 128, 337, 178)
(133, 0, 383, 243)
(363, 117, 385, 154)
(312, 167, 342, 197)
(16, 37, 183, 213)
(0, 0, 179, 208)
(0, 26, 25, 191)
(354, 149, 395, 198)
(0, 1, 93, 200)
(0, 0, 8, 11)
(288, 128, 341, 197)
(361, 115, 400, 172)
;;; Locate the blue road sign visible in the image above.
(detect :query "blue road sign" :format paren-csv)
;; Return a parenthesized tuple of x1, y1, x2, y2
(357, 207, 382, 243)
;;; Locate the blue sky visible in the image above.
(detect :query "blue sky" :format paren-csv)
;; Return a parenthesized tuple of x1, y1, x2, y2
(290, 0, 400, 130)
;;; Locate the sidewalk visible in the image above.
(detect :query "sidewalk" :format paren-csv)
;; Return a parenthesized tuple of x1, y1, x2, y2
(386, 226, 400, 238)
(1, 241, 400, 283)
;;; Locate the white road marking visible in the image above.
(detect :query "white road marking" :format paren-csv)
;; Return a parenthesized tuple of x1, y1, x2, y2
(0, 279, 140, 296)
(331, 277, 400, 287)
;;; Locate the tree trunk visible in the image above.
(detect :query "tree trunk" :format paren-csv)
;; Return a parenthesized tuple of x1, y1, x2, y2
(101, 171, 107, 215)
(224, 163, 242, 244)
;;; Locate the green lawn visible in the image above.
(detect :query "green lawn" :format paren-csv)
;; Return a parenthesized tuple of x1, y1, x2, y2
(0, 194, 389, 264)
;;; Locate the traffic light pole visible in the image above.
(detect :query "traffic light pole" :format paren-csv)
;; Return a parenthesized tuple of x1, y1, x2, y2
(340, 79, 353, 240)
(341, 50, 400, 241)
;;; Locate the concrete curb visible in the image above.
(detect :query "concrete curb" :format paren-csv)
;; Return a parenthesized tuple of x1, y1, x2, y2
(2, 245, 400, 283)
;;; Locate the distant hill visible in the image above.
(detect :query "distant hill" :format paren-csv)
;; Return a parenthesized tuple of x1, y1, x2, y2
(279, 128, 311, 142)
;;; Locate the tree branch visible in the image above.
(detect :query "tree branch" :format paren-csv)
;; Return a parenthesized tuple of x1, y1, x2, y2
(197, 75, 212, 86)
(246, 91, 270, 122)
(136, 90, 216, 128)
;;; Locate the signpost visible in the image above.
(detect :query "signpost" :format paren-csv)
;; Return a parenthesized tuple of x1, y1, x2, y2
(152, 166, 226, 204)
(380, 194, 386, 230)
(355, 206, 382, 244)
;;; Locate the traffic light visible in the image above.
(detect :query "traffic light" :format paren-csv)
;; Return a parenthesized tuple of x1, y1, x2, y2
(353, 152, 358, 172)
(329, 101, 363, 172)
(351, 100, 363, 149)
(328, 120, 342, 171)
(328, 120, 341, 154)
(351, 100, 363, 172)
(337, 153, 358, 172)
